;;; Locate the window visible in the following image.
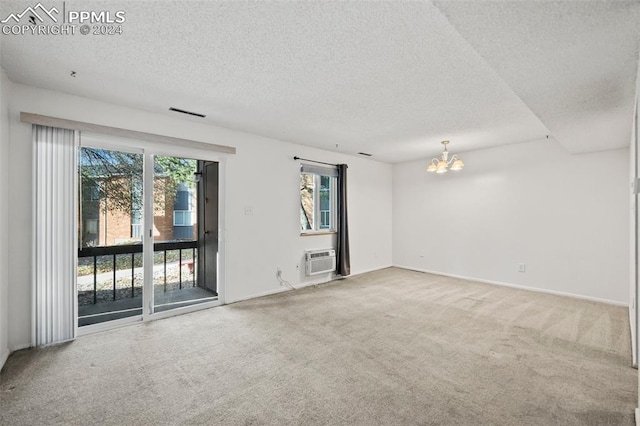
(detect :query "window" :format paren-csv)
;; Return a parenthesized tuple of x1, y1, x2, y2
(173, 187, 195, 227)
(131, 209, 142, 238)
(173, 210, 194, 226)
(84, 218, 98, 234)
(89, 185, 100, 201)
(300, 164, 337, 233)
(82, 183, 100, 201)
(131, 177, 143, 238)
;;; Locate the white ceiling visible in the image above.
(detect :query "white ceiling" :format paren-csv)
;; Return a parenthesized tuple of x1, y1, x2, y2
(1, 1, 639, 163)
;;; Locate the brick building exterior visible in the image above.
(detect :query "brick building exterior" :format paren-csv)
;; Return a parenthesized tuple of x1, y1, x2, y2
(81, 176, 196, 247)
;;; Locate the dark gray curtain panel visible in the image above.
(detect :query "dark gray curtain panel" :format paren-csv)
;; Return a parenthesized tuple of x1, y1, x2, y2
(336, 164, 351, 276)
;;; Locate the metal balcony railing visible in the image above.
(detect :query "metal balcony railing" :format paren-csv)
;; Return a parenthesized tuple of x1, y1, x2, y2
(78, 241, 198, 304)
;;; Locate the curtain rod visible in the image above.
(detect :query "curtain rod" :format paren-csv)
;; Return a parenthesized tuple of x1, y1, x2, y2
(293, 156, 340, 166)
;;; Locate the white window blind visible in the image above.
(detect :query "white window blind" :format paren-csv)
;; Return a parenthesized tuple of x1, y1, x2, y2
(300, 163, 338, 176)
(34, 125, 77, 346)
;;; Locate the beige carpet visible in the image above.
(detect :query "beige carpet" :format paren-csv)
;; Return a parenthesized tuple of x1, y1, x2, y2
(0, 267, 636, 425)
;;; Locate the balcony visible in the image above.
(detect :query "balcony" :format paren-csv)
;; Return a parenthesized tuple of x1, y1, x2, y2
(78, 241, 217, 326)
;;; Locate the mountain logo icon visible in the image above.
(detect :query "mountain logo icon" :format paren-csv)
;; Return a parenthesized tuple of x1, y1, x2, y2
(1, 3, 59, 24)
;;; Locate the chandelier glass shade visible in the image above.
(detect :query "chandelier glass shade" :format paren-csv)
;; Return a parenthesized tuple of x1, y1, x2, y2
(427, 140, 464, 174)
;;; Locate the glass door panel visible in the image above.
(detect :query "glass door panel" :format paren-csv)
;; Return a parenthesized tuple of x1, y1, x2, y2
(77, 147, 144, 327)
(152, 155, 217, 313)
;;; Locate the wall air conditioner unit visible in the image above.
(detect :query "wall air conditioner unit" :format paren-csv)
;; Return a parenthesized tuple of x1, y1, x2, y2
(305, 249, 336, 276)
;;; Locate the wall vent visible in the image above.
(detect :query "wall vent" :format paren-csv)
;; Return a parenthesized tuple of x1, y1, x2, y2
(169, 107, 206, 118)
(305, 249, 336, 276)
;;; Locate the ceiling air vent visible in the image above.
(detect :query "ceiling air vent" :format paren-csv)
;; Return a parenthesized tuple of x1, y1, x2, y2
(358, 152, 372, 157)
(169, 107, 206, 118)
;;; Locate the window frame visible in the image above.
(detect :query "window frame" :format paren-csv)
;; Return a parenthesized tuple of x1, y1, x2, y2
(173, 209, 195, 226)
(299, 165, 337, 235)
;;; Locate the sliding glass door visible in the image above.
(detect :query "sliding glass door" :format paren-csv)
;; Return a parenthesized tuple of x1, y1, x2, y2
(77, 147, 144, 326)
(152, 155, 217, 313)
(77, 138, 220, 329)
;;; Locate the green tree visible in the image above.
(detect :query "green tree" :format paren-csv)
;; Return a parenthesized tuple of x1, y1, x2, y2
(80, 148, 196, 216)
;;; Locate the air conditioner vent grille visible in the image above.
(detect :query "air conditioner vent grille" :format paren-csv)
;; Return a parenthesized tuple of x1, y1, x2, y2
(309, 251, 331, 259)
(305, 249, 336, 276)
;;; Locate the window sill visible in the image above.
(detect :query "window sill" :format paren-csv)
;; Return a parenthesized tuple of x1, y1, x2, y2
(300, 231, 337, 237)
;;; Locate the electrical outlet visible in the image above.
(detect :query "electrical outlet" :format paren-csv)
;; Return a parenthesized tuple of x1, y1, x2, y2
(518, 263, 526, 273)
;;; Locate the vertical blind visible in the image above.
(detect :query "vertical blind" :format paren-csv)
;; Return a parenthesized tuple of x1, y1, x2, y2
(34, 125, 77, 345)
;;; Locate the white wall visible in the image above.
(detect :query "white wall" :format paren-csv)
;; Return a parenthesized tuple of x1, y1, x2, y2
(6, 83, 393, 351)
(0, 68, 10, 368)
(393, 138, 629, 305)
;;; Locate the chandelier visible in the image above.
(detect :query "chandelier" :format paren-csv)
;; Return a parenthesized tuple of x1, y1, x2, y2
(427, 140, 464, 174)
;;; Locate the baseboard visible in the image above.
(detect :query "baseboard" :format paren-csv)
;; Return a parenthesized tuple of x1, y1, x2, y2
(227, 265, 393, 305)
(9, 342, 30, 352)
(227, 286, 290, 304)
(226, 278, 329, 304)
(349, 265, 393, 277)
(393, 265, 628, 307)
(1, 342, 31, 371)
(0, 348, 9, 372)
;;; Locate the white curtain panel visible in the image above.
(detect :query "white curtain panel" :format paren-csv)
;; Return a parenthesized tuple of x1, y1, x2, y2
(34, 125, 77, 346)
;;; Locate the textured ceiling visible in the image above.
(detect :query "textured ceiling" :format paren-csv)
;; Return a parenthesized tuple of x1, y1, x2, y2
(1, 1, 638, 163)
(433, 1, 640, 154)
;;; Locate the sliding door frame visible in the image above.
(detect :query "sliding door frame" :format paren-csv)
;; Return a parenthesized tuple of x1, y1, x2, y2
(76, 140, 145, 336)
(76, 132, 227, 335)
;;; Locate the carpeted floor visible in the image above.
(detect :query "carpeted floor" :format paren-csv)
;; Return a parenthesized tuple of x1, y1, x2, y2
(0, 267, 636, 425)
